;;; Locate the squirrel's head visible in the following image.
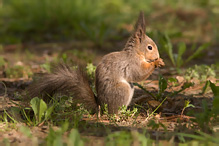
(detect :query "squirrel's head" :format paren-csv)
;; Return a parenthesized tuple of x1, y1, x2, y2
(124, 11, 160, 62)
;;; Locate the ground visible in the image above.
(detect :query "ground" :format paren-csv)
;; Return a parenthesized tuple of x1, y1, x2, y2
(0, 41, 218, 145)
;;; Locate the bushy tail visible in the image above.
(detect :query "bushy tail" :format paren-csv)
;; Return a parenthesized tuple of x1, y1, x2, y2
(27, 63, 97, 111)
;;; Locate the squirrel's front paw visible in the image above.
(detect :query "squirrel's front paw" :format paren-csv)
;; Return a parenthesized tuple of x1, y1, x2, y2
(155, 58, 165, 68)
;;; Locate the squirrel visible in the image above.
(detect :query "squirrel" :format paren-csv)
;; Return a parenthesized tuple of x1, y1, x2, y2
(27, 11, 165, 114)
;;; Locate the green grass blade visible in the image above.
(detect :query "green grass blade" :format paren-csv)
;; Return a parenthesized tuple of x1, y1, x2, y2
(3, 110, 18, 123)
(164, 33, 175, 66)
(146, 97, 167, 121)
(158, 75, 167, 96)
(176, 42, 186, 68)
(202, 80, 210, 94)
(177, 133, 206, 141)
(196, 131, 219, 143)
(68, 129, 84, 146)
(210, 81, 219, 96)
(185, 43, 210, 64)
(22, 108, 33, 126)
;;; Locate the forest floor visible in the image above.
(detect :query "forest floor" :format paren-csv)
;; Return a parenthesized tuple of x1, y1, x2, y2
(0, 41, 218, 145)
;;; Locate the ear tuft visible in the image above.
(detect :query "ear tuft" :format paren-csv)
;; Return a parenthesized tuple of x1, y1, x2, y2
(134, 11, 146, 42)
(124, 11, 146, 51)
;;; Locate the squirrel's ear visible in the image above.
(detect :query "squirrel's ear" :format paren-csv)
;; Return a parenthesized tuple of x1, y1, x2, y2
(134, 11, 146, 43)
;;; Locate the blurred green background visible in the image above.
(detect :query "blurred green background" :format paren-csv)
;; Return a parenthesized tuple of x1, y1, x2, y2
(0, 0, 218, 45)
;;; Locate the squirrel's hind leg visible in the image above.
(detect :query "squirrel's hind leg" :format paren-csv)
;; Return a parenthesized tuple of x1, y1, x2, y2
(107, 80, 134, 114)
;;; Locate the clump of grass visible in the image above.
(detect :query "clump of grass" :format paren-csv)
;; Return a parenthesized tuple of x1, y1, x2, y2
(0, 56, 6, 68)
(184, 64, 217, 82)
(5, 65, 33, 79)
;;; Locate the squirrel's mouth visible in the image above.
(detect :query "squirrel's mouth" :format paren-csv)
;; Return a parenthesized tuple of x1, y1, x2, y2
(147, 58, 158, 63)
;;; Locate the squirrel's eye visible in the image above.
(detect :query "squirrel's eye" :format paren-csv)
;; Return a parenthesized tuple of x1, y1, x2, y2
(148, 45, 152, 50)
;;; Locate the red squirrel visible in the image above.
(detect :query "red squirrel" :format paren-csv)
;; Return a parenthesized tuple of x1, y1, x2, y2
(27, 12, 165, 114)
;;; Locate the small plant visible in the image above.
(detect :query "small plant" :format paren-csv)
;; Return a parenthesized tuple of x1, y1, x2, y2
(102, 104, 109, 115)
(61, 53, 68, 63)
(86, 63, 96, 81)
(5, 65, 33, 78)
(184, 65, 216, 82)
(86, 63, 97, 95)
(30, 97, 55, 125)
(72, 104, 91, 128)
(118, 105, 138, 121)
(167, 77, 178, 87)
(181, 100, 195, 116)
(189, 81, 219, 133)
(40, 62, 51, 73)
(40, 58, 53, 73)
(102, 104, 138, 123)
(0, 56, 6, 68)
(209, 81, 219, 119)
(192, 100, 213, 133)
(157, 75, 167, 100)
(46, 121, 69, 145)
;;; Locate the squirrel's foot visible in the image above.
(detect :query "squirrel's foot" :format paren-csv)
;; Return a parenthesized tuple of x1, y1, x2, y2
(154, 58, 165, 68)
